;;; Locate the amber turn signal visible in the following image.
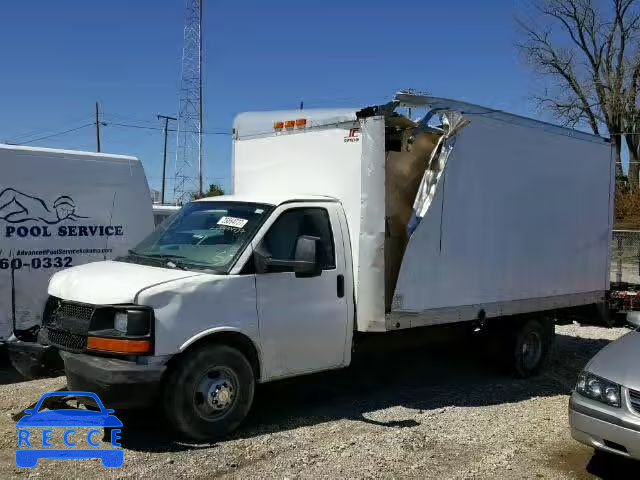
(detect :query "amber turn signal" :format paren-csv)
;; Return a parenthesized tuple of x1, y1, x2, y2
(87, 336, 152, 354)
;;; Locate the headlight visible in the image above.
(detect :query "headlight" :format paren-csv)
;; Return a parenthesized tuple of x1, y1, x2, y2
(111, 309, 151, 336)
(114, 312, 128, 333)
(576, 371, 621, 407)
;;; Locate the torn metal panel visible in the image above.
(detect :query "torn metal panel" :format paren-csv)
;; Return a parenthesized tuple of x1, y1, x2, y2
(408, 111, 469, 236)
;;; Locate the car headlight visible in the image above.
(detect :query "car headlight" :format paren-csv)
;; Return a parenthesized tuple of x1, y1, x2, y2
(111, 309, 151, 336)
(114, 312, 128, 333)
(576, 371, 621, 408)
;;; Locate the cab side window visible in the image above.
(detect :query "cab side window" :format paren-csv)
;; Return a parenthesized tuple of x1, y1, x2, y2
(262, 207, 335, 271)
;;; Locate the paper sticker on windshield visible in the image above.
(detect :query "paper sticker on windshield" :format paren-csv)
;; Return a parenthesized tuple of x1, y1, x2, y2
(217, 216, 248, 229)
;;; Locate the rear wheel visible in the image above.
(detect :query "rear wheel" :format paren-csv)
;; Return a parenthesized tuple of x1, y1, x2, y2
(163, 344, 255, 441)
(509, 318, 555, 378)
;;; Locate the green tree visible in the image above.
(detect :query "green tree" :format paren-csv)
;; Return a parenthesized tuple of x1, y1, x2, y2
(191, 183, 225, 200)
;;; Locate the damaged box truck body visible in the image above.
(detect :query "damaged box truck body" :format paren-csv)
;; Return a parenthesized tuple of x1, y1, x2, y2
(233, 93, 613, 332)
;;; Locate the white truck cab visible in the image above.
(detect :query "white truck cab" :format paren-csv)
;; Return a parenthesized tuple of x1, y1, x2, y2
(46, 193, 354, 439)
(41, 93, 613, 440)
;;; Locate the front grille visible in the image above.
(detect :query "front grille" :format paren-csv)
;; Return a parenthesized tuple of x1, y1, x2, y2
(41, 298, 94, 352)
(56, 302, 94, 321)
(43, 298, 94, 331)
(629, 389, 640, 414)
(41, 328, 87, 353)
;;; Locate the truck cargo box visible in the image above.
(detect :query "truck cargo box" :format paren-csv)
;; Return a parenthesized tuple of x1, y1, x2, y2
(233, 93, 613, 332)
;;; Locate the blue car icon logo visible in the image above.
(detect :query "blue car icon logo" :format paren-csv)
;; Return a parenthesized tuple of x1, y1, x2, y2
(15, 391, 123, 468)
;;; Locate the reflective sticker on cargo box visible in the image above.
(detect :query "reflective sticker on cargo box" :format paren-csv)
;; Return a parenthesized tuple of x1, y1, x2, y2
(217, 216, 248, 229)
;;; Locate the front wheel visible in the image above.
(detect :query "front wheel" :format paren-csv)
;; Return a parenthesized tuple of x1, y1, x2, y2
(163, 344, 255, 441)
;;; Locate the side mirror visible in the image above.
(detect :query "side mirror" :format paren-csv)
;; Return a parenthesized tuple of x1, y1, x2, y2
(627, 311, 640, 328)
(293, 235, 321, 277)
(253, 235, 321, 277)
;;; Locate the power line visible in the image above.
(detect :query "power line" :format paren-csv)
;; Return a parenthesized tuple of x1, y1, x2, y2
(105, 121, 229, 135)
(10, 123, 94, 145)
(101, 112, 162, 126)
(6, 116, 94, 142)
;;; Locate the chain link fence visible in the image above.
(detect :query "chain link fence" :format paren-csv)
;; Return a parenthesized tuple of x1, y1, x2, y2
(611, 230, 640, 285)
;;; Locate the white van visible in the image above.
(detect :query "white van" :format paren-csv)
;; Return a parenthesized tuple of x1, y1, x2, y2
(0, 144, 154, 345)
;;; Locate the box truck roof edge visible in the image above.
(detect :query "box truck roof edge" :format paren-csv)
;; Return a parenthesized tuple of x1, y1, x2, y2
(233, 93, 609, 144)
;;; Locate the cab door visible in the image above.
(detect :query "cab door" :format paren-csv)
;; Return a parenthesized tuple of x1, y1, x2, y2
(253, 203, 349, 379)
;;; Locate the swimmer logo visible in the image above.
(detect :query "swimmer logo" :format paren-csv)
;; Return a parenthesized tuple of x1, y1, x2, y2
(0, 188, 124, 239)
(0, 188, 88, 225)
(15, 391, 123, 468)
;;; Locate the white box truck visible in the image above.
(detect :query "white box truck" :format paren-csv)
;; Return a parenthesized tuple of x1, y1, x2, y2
(36, 93, 612, 440)
(0, 145, 154, 375)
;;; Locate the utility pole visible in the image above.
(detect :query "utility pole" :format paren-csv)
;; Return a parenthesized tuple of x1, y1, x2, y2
(157, 114, 177, 204)
(95, 101, 101, 152)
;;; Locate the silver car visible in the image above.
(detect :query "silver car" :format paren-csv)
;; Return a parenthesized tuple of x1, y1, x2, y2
(569, 314, 640, 460)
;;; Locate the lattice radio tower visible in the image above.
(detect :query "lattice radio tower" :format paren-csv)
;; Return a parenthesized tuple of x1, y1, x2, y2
(174, 0, 203, 204)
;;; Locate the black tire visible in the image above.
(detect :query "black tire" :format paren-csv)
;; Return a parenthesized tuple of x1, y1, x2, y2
(163, 344, 255, 441)
(509, 318, 555, 378)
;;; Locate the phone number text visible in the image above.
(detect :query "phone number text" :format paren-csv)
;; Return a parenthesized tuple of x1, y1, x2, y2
(0, 256, 73, 270)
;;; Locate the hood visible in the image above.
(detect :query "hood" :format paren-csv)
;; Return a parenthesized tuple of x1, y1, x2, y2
(586, 330, 640, 391)
(48, 260, 203, 305)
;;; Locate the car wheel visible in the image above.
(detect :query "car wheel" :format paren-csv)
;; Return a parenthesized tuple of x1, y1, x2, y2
(510, 318, 555, 378)
(163, 344, 255, 441)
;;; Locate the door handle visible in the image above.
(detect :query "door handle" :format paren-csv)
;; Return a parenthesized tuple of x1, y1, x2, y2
(337, 274, 344, 298)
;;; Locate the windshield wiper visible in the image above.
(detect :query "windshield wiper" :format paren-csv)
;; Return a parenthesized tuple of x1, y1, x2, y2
(126, 251, 188, 270)
(143, 253, 187, 259)
(144, 253, 189, 270)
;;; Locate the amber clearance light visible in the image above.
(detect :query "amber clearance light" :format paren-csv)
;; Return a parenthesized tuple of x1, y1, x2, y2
(87, 336, 151, 354)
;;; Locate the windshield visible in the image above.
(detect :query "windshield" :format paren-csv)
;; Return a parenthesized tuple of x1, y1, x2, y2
(120, 201, 272, 273)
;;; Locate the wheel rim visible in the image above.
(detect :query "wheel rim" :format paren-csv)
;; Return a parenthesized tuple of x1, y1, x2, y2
(193, 366, 238, 421)
(520, 331, 542, 370)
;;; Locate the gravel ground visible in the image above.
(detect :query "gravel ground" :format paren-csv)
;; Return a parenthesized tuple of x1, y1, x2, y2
(0, 322, 637, 479)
